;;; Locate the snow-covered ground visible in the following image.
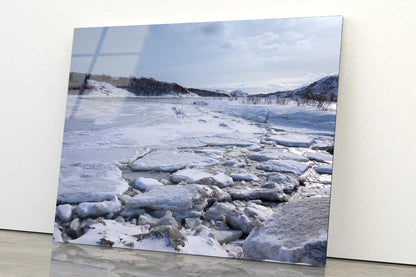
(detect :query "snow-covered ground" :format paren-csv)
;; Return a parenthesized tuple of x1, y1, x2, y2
(54, 83, 336, 266)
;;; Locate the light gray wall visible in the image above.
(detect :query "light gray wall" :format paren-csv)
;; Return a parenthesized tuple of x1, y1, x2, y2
(0, 0, 415, 265)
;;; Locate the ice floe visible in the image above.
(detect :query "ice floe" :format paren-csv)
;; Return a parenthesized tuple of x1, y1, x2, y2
(56, 204, 73, 222)
(247, 151, 309, 162)
(76, 196, 122, 218)
(228, 188, 288, 202)
(243, 197, 330, 265)
(132, 177, 164, 191)
(170, 168, 213, 183)
(204, 202, 236, 222)
(257, 160, 310, 175)
(130, 150, 219, 171)
(127, 184, 230, 219)
(315, 164, 333, 174)
(214, 229, 243, 244)
(305, 151, 333, 163)
(229, 173, 259, 182)
(267, 173, 300, 193)
(268, 133, 313, 148)
(58, 163, 129, 204)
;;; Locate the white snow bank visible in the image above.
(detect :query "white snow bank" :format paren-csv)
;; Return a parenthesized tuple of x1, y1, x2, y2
(70, 219, 229, 258)
(53, 224, 64, 242)
(180, 226, 228, 257)
(69, 220, 156, 249)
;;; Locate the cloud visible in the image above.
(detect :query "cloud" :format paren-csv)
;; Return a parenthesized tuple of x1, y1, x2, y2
(165, 21, 229, 40)
(219, 30, 316, 55)
(200, 22, 224, 35)
(218, 16, 341, 55)
(220, 32, 283, 52)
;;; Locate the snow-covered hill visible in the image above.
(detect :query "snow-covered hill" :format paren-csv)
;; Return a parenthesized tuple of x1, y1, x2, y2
(251, 75, 339, 102)
(229, 90, 249, 97)
(292, 75, 339, 101)
(84, 80, 136, 97)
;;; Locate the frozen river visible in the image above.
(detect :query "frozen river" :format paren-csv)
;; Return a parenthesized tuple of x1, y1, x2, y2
(55, 94, 336, 265)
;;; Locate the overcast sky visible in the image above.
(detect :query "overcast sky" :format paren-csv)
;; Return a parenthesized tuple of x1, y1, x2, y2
(71, 16, 342, 94)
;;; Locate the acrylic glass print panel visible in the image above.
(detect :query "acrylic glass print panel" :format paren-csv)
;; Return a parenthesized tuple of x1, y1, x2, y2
(54, 16, 343, 266)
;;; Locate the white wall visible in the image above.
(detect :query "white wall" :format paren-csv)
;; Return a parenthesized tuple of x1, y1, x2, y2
(0, 0, 415, 265)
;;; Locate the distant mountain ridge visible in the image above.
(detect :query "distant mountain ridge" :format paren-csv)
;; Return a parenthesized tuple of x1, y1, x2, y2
(68, 72, 339, 101)
(127, 75, 338, 101)
(254, 75, 339, 102)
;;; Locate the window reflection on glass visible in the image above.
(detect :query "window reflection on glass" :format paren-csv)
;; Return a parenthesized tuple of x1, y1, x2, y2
(68, 26, 148, 119)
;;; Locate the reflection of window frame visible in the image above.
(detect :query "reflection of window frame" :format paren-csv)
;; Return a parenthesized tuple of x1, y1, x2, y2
(69, 27, 142, 119)
(71, 27, 142, 76)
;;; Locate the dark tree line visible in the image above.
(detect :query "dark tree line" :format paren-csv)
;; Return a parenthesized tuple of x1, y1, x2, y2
(127, 77, 190, 96)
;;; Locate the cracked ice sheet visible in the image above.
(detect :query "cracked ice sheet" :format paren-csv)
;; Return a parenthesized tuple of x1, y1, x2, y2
(64, 97, 262, 151)
(61, 146, 150, 166)
(200, 132, 258, 147)
(130, 150, 219, 171)
(57, 163, 129, 204)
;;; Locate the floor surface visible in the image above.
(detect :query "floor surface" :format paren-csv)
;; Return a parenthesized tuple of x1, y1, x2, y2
(0, 229, 415, 277)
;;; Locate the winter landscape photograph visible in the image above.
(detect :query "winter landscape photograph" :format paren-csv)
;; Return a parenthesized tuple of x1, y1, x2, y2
(53, 16, 343, 266)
